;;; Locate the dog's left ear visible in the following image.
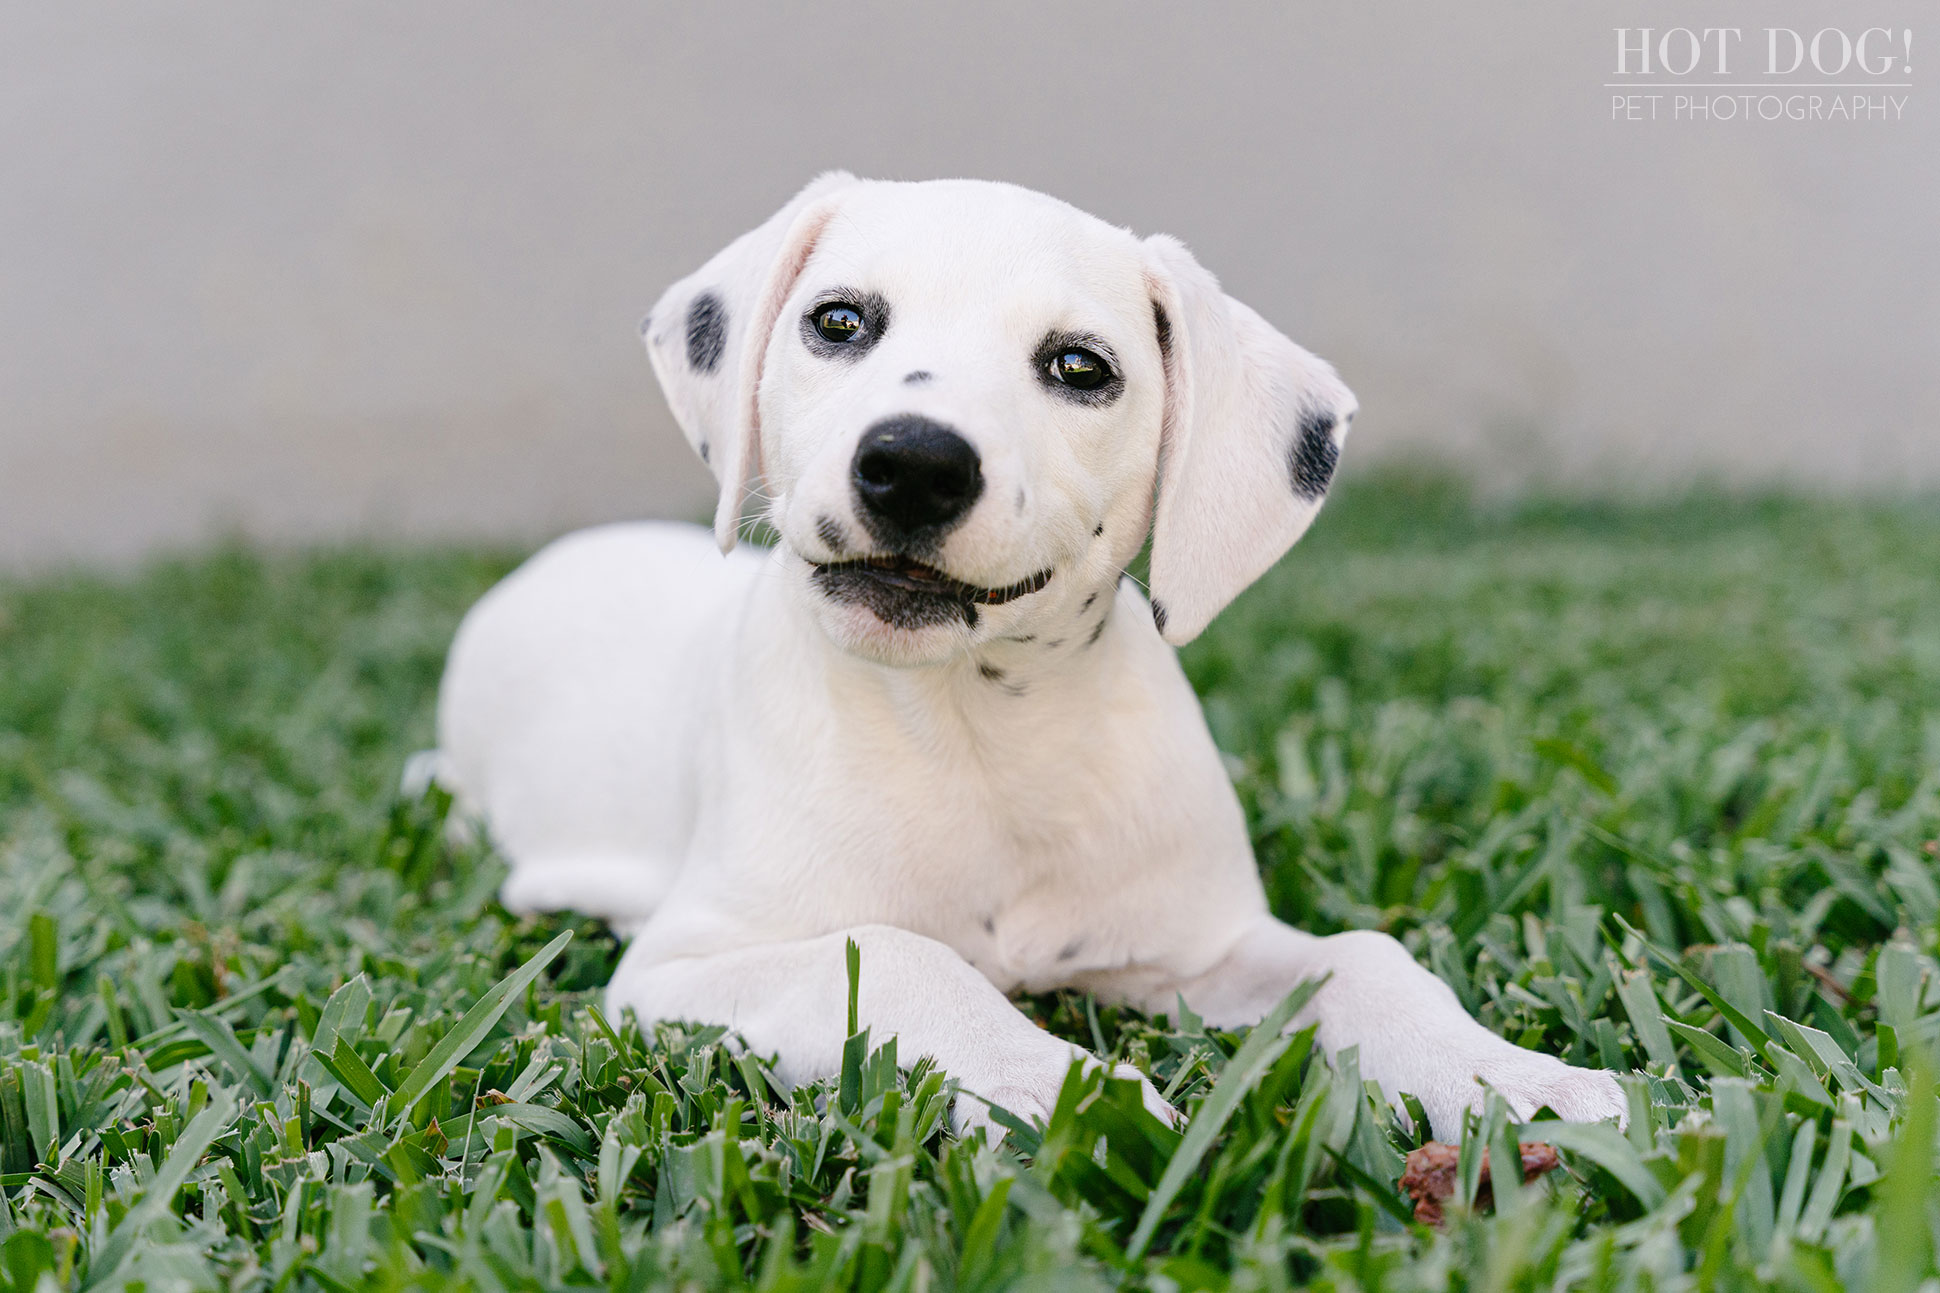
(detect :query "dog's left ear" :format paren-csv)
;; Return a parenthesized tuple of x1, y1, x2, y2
(1141, 234, 1357, 646)
(643, 171, 859, 550)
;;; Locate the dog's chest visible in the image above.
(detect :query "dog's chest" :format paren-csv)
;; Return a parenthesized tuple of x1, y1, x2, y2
(733, 673, 1180, 980)
(691, 583, 1263, 983)
(836, 772, 1153, 987)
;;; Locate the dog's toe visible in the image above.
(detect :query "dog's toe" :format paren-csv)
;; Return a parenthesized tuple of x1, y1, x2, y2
(1465, 1050, 1628, 1133)
(1107, 1061, 1184, 1129)
(1518, 1064, 1628, 1127)
(947, 1050, 1177, 1142)
(1400, 1041, 1629, 1139)
(950, 1084, 1054, 1144)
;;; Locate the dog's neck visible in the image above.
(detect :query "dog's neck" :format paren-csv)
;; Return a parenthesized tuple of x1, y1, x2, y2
(962, 580, 1127, 695)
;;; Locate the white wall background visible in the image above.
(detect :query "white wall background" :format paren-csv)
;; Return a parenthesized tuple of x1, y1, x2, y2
(2, 2, 1934, 568)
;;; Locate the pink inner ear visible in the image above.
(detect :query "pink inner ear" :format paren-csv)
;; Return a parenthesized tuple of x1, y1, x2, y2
(714, 200, 845, 551)
(1143, 266, 1195, 537)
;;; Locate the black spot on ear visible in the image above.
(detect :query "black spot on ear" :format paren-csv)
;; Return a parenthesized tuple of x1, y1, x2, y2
(1080, 591, 1098, 612)
(1005, 634, 1036, 643)
(981, 914, 996, 934)
(1150, 600, 1169, 634)
(1046, 638, 1065, 649)
(903, 370, 933, 385)
(1085, 618, 1107, 647)
(686, 293, 728, 373)
(639, 309, 654, 337)
(1093, 523, 1104, 538)
(1152, 301, 1173, 359)
(816, 514, 846, 554)
(1289, 409, 1339, 501)
(978, 663, 1005, 683)
(698, 440, 710, 464)
(1057, 938, 1084, 962)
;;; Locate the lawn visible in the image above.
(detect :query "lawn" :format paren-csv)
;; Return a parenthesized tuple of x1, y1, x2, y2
(1, 477, 1937, 1290)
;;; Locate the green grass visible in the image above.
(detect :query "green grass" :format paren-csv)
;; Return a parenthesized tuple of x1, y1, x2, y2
(1, 477, 1938, 1290)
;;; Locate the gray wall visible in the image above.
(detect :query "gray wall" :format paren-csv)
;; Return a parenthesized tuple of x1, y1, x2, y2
(3, 2, 1934, 568)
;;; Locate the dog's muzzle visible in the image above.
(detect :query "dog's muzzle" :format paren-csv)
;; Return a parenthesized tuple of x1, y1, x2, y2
(811, 555, 1052, 630)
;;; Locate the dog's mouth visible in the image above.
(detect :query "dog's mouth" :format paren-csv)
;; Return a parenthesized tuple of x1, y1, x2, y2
(810, 555, 1052, 629)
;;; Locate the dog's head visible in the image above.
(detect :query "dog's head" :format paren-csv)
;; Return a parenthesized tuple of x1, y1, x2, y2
(644, 175, 1354, 664)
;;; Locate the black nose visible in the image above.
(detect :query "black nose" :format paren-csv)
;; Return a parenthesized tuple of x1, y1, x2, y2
(852, 416, 983, 536)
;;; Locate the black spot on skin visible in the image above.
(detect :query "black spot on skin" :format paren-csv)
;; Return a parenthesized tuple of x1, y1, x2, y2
(1057, 938, 1084, 962)
(698, 440, 710, 464)
(1093, 523, 1104, 538)
(1085, 618, 1107, 647)
(815, 514, 847, 555)
(1046, 639, 1065, 649)
(686, 293, 728, 373)
(903, 370, 933, 385)
(1289, 409, 1340, 501)
(1080, 591, 1098, 612)
(980, 660, 1028, 696)
(1015, 487, 1026, 514)
(1151, 601, 1168, 634)
(982, 915, 996, 934)
(1005, 634, 1036, 643)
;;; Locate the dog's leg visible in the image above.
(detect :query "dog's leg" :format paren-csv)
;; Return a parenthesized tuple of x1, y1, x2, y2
(499, 856, 671, 937)
(609, 924, 1175, 1139)
(1153, 916, 1625, 1138)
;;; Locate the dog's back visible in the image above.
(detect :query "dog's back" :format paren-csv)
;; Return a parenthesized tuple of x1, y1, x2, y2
(432, 521, 759, 930)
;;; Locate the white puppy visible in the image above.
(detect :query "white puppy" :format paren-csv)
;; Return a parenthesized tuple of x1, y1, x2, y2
(431, 174, 1626, 1138)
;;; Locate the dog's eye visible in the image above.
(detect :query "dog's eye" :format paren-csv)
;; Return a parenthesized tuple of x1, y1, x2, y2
(814, 304, 865, 343)
(1048, 348, 1111, 390)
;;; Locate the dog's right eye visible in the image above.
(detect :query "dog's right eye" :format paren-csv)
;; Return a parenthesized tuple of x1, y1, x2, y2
(814, 305, 864, 343)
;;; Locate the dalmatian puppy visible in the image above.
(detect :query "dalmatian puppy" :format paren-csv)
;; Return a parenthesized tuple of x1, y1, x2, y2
(430, 174, 1627, 1138)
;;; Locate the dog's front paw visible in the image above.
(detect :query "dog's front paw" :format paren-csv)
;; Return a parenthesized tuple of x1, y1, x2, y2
(1402, 1038, 1626, 1140)
(950, 1047, 1179, 1143)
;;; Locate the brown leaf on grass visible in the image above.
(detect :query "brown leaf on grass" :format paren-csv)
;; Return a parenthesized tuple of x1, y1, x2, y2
(1398, 1140, 1562, 1226)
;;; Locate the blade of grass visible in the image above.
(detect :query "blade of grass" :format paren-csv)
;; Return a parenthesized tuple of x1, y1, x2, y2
(84, 1089, 239, 1285)
(1519, 1119, 1668, 1209)
(174, 1008, 273, 1100)
(1874, 1051, 1937, 1293)
(1124, 976, 1324, 1260)
(387, 930, 572, 1127)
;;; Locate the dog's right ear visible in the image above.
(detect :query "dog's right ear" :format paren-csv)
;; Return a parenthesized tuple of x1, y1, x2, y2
(643, 171, 859, 551)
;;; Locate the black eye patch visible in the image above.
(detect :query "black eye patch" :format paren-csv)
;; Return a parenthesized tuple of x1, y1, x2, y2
(1033, 331, 1123, 407)
(801, 289, 890, 360)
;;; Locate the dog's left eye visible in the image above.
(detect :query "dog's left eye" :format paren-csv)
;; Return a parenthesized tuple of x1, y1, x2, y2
(814, 304, 865, 343)
(1048, 347, 1112, 390)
